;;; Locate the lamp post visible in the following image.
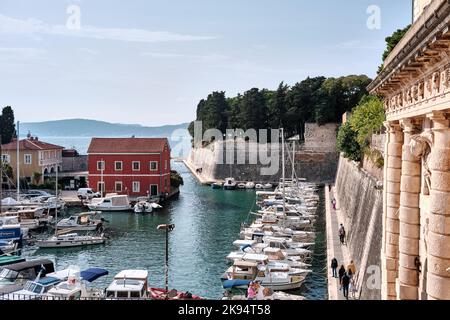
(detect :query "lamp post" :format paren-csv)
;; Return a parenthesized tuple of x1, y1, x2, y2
(157, 224, 175, 292)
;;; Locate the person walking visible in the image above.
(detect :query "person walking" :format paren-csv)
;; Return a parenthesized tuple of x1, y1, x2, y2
(247, 282, 256, 300)
(339, 224, 346, 245)
(331, 198, 337, 210)
(331, 258, 338, 278)
(338, 265, 346, 290)
(347, 260, 356, 280)
(342, 273, 350, 300)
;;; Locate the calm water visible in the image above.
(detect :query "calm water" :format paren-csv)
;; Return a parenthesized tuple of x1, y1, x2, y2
(21, 162, 327, 300)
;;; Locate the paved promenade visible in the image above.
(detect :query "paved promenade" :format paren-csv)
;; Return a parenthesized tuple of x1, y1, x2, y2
(325, 185, 357, 300)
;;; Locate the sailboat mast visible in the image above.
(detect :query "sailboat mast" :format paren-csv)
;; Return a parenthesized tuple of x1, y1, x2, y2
(55, 163, 58, 235)
(281, 128, 286, 216)
(16, 121, 20, 201)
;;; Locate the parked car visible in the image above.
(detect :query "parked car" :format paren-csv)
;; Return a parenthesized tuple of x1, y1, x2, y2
(77, 188, 101, 200)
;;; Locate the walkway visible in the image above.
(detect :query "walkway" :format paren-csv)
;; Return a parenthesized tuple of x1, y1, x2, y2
(325, 185, 356, 300)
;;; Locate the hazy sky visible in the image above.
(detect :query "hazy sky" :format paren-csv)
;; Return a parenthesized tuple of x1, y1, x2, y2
(0, 0, 411, 126)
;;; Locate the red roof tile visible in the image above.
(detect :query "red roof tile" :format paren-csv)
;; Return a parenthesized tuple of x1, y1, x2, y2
(87, 138, 170, 154)
(1, 138, 64, 151)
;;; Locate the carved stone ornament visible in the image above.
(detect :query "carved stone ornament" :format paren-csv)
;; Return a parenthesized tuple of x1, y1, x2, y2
(410, 131, 434, 193)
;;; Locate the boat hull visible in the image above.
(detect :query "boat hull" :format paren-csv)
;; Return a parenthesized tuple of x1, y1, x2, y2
(87, 205, 131, 212)
(36, 239, 105, 248)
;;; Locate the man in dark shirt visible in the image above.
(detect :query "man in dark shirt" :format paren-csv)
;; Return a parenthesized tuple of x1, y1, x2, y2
(342, 273, 351, 300)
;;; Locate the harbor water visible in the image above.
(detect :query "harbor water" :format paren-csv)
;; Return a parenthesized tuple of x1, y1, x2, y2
(21, 162, 327, 300)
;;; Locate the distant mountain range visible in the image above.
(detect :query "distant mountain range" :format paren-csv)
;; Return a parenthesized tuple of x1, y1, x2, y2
(20, 119, 190, 138)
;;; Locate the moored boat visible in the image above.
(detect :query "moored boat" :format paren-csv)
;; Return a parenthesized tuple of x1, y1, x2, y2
(223, 178, 237, 190)
(36, 233, 106, 249)
(149, 288, 205, 300)
(88, 194, 132, 212)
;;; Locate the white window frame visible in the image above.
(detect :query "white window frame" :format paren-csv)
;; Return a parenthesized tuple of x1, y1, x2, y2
(132, 161, 140, 171)
(150, 184, 158, 196)
(150, 161, 158, 171)
(1, 154, 10, 163)
(132, 181, 140, 193)
(97, 161, 105, 171)
(24, 154, 32, 165)
(115, 161, 123, 171)
(115, 181, 123, 192)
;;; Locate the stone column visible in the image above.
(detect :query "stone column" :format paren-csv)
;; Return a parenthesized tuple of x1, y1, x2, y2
(382, 121, 403, 300)
(426, 111, 450, 300)
(397, 118, 421, 300)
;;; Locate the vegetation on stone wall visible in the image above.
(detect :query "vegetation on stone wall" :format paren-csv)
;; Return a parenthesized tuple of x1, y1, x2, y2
(188, 75, 371, 141)
(170, 170, 184, 188)
(337, 95, 385, 162)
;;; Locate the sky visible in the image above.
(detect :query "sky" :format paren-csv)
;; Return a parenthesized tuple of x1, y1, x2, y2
(0, 0, 412, 126)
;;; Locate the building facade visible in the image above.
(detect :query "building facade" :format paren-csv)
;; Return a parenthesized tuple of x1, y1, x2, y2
(1, 136, 64, 185)
(368, 0, 450, 300)
(87, 138, 171, 198)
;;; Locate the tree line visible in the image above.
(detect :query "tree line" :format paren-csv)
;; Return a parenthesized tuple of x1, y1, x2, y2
(188, 75, 371, 141)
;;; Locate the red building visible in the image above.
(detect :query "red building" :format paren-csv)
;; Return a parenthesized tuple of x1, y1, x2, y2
(87, 138, 171, 197)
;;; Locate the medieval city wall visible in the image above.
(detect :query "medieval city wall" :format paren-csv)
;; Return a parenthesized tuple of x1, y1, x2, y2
(335, 156, 383, 300)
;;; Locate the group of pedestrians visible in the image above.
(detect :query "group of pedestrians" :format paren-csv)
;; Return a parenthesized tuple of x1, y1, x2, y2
(331, 258, 357, 300)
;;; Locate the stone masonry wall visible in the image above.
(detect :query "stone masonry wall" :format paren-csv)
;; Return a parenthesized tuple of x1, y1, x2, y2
(335, 156, 383, 300)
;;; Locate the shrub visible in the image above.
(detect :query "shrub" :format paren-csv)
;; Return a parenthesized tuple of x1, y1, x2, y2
(170, 170, 184, 188)
(337, 122, 361, 161)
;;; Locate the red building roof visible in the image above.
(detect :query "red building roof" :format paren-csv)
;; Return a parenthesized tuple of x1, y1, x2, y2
(1, 138, 64, 151)
(87, 138, 170, 154)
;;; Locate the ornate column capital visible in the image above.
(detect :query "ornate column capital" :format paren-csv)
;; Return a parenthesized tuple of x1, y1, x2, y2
(427, 111, 449, 131)
(400, 118, 422, 134)
(384, 121, 402, 133)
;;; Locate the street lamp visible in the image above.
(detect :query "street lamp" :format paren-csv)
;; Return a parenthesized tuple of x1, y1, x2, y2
(157, 224, 175, 292)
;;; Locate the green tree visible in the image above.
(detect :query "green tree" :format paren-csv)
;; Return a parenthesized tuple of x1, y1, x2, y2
(196, 92, 229, 136)
(378, 25, 411, 73)
(170, 170, 184, 188)
(239, 88, 268, 133)
(0, 106, 16, 144)
(227, 95, 243, 129)
(349, 95, 385, 148)
(337, 122, 361, 161)
(267, 82, 289, 130)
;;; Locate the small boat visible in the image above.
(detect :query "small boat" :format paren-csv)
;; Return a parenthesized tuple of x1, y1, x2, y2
(255, 184, 264, 190)
(245, 182, 255, 189)
(223, 178, 237, 190)
(0, 240, 18, 255)
(263, 184, 273, 190)
(57, 212, 104, 231)
(149, 288, 205, 300)
(237, 183, 247, 189)
(211, 182, 223, 190)
(0, 216, 28, 243)
(46, 268, 108, 300)
(88, 194, 132, 212)
(35, 233, 106, 249)
(106, 270, 149, 299)
(134, 201, 153, 214)
(0, 259, 55, 294)
(1, 276, 62, 300)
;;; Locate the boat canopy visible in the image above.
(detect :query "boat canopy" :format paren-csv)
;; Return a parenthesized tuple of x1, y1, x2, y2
(0, 256, 25, 267)
(5, 259, 54, 273)
(114, 270, 148, 280)
(37, 276, 61, 286)
(1, 198, 20, 206)
(223, 279, 252, 289)
(80, 268, 109, 282)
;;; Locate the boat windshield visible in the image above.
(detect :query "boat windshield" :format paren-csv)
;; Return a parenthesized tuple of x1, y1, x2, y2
(23, 281, 44, 294)
(0, 268, 19, 280)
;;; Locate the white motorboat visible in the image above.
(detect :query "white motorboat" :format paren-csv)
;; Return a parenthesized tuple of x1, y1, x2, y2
(223, 178, 237, 190)
(56, 212, 104, 231)
(134, 201, 152, 214)
(88, 194, 132, 212)
(36, 233, 106, 249)
(237, 183, 246, 189)
(30, 196, 65, 211)
(245, 182, 255, 189)
(255, 184, 264, 189)
(106, 270, 149, 299)
(46, 268, 108, 300)
(263, 184, 273, 190)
